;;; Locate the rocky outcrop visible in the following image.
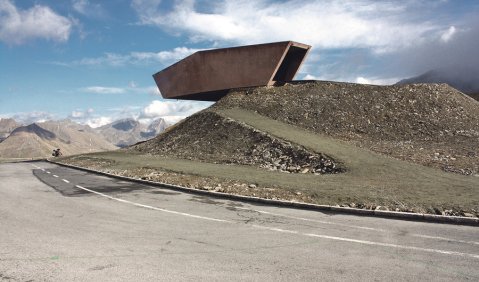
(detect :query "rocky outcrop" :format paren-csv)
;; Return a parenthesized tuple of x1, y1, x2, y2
(130, 111, 342, 174)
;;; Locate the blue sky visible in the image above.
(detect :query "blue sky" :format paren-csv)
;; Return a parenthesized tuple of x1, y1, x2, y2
(1, 0, 478, 127)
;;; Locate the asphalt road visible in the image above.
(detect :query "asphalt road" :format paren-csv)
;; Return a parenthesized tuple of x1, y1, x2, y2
(0, 161, 478, 281)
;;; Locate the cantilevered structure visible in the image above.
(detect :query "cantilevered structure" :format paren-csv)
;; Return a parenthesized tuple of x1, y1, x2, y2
(153, 41, 311, 101)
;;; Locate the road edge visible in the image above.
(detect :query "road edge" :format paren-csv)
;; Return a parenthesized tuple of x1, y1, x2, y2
(46, 159, 479, 226)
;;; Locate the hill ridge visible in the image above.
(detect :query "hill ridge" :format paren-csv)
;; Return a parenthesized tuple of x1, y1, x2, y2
(132, 81, 479, 175)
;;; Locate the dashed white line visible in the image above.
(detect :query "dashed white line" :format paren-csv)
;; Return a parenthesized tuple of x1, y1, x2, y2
(46, 171, 51, 174)
(53, 175, 59, 178)
(74, 185, 230, 223)
(252, 224, 299, 234)
(62, 179, 70, 183)
(41, 169, 45, 172)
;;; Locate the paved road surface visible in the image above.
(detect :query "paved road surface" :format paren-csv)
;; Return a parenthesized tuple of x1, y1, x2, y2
(0, 161, 478, 281)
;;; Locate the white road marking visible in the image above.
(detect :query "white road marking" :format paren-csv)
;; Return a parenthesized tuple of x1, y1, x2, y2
(235, 206, 384, 232)
(235, 207, 479, 246)
(252, 224, 299, 234)
(46, 171, 51, 174)
(34, 166, 473, 259)
(75, 185, 230, 223)
(249, 224, 479, 260)
(412, 234, 479, 246)
(53, 175, 59, 178)
(41, 169, 45, 172)
(304, 233, 479, 260)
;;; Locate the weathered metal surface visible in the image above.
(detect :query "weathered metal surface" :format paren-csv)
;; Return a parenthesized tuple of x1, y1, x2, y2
(153, 41, 311, 101)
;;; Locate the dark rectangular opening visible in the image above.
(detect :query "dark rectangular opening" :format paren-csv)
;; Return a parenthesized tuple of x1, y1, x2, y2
(175, 89, 230, 101)
(272, 46, 308, 83)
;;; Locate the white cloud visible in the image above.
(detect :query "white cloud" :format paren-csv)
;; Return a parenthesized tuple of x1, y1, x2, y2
(85, 116, 112, 128)
(129, 81, 138, 88)
(79, 84, 162, 96)
(72, 0, 88, 14)
(140, 99, 212, 122)
(71, 110, 85, 118)
(72, 0, 106, 19)
(131, 47, 202, 61)
(0, 0, 73, 44)
(440, 26, 456, 42)
(355, 76, 399, 85)
(145, 86, 160, 96)
(303, 73, 398, 85)
(60, 47, 201, 67)
(132, 0, 437, 52)
(142, 100, 188, 117)
(82, 86, 126, 94)
(303, 74, 322, 80)
(8, 111, 56, 124)
(70, 108, 94, 119)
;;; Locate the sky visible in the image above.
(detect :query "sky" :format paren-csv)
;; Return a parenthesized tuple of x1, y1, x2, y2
(0, 0, 478, 127)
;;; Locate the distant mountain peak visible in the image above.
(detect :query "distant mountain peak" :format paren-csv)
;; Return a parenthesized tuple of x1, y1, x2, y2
(96, 117, 168, 147)
(10, 123, 56, 140)
(110, 118, 139, 131)
(397, 68, 479, 99)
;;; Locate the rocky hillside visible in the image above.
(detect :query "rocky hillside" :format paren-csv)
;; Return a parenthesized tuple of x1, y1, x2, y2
(0, 118, 20, 142)
(129, 81, 479, 176)
(212, 81, 479, 175)
(96, 118, 167, 147)
(0, 120, 117, 158)
(130, 111, 341, 174)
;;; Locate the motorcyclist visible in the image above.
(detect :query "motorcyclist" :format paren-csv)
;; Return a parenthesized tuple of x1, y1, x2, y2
(52, 148, 62, 157)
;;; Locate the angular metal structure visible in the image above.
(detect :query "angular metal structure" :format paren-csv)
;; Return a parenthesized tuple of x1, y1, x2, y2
(153, 41, 311, 101)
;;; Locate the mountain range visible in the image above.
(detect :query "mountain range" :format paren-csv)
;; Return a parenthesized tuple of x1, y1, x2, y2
(96, 118, 167, 147)
(0, 118, 168, 158)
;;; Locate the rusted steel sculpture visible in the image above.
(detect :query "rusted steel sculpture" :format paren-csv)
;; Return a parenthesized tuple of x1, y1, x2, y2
(153, 41, 311, 101)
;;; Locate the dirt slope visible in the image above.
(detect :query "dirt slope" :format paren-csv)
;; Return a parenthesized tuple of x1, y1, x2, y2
(213, 81, 479, 175)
